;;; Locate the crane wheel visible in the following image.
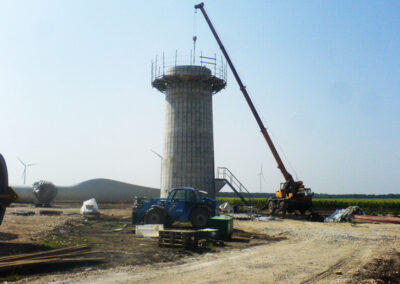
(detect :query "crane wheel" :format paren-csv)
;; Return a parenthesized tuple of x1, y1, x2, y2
(190, 206, 211, 228)
(268, 201, 275, 214)
(279, 200, 288, 214)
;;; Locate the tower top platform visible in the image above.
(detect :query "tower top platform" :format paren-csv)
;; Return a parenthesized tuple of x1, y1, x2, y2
(151, 52, 227, 94)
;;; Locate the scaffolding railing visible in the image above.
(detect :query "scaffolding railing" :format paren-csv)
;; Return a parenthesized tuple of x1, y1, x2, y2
(151, 51, 227, 84)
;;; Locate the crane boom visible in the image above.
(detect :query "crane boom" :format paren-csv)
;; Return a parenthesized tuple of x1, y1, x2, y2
(195, 3, 293, 183)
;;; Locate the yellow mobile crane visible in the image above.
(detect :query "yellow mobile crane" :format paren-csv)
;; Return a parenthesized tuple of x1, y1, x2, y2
(195, 3, 313, 214)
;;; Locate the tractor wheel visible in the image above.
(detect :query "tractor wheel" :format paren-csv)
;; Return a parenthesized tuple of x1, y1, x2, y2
(145, 207, 166, 226)
(0, 154, 8, 226)
(268, 200, 276, 214)
(0, 206, 4, 226)
(190, 206, 211, 228)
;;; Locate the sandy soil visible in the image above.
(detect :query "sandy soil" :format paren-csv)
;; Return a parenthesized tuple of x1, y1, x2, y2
(1, 204, 399, 283)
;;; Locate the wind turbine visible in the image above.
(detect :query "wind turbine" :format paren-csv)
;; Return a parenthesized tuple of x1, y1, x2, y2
(258, 166, 266, 193)
(17, 157, 37, 185)
(150, 150, 163, 189)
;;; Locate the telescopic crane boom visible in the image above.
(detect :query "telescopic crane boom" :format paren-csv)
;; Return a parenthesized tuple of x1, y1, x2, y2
(194, 3, 293, 183)
(195, 3, 312, 213)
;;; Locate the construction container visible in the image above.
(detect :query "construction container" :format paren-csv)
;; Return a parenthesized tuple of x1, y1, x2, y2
(206, 215, 233, 240)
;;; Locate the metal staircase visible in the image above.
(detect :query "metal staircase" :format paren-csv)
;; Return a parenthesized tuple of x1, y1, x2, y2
(215, 167, 254, 206)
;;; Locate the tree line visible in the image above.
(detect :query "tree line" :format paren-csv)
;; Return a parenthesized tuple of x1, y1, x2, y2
(216, 192, 400, 199)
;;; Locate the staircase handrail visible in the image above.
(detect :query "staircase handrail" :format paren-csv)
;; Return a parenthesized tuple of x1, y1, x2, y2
(216, 167, 254, 203)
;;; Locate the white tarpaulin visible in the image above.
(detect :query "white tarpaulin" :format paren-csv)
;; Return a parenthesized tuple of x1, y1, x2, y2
(80, 198, 100, 216)
(219, 202, 231, 213)
(324, 206, 364, 222)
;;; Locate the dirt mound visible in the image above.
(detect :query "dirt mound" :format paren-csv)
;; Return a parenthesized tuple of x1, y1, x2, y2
(351, 251, 400, 283)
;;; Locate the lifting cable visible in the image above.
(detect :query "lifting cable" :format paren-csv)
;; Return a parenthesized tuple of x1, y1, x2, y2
(193, 7, 198, 64)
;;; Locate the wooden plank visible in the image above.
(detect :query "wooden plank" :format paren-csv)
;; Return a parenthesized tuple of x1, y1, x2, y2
(0, 245, 89, 263)
(0, 257, 104, 272)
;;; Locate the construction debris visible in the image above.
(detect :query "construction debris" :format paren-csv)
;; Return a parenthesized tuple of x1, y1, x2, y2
(231, 213, 252, 220)
(324, 206, 365, 222)
(0, 245, 103, 273)
(39, 210, 63, 216)
(11, 209, 35, 216)
(135, 224, 164, 238)
(219, 201, 231, 213)
(352, 215, 400, 224)
(255, 216, 275, 222)
(113, 224, 128, 232)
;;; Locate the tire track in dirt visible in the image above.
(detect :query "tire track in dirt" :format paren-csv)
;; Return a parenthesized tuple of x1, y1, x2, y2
(300, 258, 349, 284)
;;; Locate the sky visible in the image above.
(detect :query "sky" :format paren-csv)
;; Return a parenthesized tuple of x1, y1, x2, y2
(1, 0, 399, 194)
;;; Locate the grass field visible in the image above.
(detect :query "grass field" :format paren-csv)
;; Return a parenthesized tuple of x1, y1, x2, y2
(217, 198, 400, 215)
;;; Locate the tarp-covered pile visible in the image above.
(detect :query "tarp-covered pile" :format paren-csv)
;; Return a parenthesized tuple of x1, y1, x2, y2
(80, 198, 100, 216)
(324, 206, 365, 222)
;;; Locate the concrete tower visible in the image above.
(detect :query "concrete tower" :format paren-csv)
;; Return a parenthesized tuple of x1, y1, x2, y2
(152, 58, 226, 198)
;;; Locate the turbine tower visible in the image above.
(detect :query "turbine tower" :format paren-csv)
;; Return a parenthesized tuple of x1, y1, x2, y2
(152, 52, 226, 198)
(258, 166, 266, 193)
(17, 157, 37, 185)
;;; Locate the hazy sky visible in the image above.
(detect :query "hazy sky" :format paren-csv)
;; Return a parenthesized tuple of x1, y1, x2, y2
(1, 1, 399, 194)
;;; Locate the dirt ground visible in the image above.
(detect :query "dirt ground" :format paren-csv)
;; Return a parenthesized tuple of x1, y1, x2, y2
(1, 203, 399, 283)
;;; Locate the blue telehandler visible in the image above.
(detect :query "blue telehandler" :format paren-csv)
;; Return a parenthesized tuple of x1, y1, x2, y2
(132, 187, 219, 228)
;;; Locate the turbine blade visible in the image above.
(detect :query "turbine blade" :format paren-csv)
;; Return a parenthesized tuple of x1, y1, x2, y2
(17, 156, 26, 166)
(150, 149, 163, 159)
(27, 163, 38, 167)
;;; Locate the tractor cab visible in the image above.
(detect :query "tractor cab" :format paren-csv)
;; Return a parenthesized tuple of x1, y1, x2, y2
(304, 188, 313, 196)
(164, 188, 199, 219)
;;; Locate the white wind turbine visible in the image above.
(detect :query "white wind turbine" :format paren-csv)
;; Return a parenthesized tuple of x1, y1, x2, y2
(258, 166, 266, 193)
(17, 157, 38, 185)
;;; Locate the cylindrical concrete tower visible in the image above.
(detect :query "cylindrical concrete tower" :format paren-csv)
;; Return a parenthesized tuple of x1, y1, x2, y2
(152, 61, 226, 198)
